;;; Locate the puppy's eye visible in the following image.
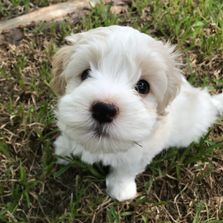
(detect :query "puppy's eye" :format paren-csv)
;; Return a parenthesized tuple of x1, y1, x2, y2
(135, 79, 150, 94)
(80, 69, 91, 81)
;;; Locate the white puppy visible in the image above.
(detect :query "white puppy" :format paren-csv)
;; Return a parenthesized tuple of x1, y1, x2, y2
(51, 26, 223, 201)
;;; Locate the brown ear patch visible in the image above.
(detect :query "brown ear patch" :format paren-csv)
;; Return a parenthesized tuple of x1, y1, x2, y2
(157, 69, 182, 115)
(50, 45, 74, 96)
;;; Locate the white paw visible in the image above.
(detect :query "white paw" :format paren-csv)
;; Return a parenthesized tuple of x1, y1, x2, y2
(54, 135, 73, 165)
(106, 177, 137, 201)
(55, 145, 70, 165)
(56, 156, 69, 165)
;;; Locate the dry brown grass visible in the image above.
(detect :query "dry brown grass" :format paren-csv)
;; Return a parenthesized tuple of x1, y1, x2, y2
(0, 1, 222, 222)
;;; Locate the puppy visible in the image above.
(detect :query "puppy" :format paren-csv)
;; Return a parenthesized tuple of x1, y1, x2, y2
(51, 26, 223, 201)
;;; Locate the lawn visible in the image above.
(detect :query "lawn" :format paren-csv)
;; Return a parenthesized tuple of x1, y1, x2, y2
(0, 0, 222, 222)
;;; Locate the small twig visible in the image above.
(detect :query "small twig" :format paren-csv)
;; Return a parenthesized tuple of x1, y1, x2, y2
(0, 0, 90, 33)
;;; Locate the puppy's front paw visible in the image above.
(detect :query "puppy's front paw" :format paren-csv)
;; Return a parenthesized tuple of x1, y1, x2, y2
(54, 135, 73, 165)
(106, 176, 137, 201)
(56, 156, 69, 165)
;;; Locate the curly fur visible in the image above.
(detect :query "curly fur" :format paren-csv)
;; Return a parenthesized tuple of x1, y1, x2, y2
(51, 26, 223, 201)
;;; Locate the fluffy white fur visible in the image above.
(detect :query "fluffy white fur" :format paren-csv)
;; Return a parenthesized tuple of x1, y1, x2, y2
(51, 26, 223, 201)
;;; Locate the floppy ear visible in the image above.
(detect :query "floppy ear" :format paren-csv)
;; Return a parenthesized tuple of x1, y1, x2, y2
(157, 43, 182, 115)
(157, 70, 181, 115)
(50, 45, 74, 96)
(51, 28, 110, 96)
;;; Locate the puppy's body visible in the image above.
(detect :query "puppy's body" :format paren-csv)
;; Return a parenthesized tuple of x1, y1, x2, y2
(52, 26, 223, 201)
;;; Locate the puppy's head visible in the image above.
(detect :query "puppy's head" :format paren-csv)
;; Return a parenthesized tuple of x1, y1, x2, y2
(51, 26, 181, 153)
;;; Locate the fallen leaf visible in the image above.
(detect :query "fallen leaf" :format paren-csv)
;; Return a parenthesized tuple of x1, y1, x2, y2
(110, 5, 128, 14)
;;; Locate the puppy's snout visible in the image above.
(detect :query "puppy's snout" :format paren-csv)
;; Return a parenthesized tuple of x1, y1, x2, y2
(91, 102, 119, 124)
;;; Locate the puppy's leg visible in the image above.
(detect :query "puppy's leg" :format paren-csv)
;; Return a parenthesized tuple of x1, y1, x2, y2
(54, 134, 74, 164)
(168, 88, 223, 148)
(106, 164, 145, 201)
(211, 93, 223, 116)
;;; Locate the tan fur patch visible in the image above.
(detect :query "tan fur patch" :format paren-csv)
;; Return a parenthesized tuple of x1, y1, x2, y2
(50, 45, 74, 96)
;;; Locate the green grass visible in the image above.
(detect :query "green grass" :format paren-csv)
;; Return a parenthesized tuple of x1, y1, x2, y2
(0, 0, 222, 222)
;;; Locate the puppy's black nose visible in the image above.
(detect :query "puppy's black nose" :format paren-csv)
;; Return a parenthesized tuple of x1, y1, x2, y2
(91, 102, 118, 124)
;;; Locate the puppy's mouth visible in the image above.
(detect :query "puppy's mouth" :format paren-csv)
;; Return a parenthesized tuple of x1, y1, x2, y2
(93, 125, 110, 138)
(91, 126, 143, 150)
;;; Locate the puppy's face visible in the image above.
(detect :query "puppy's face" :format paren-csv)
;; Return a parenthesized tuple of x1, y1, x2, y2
(52, 26, 181, 153)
